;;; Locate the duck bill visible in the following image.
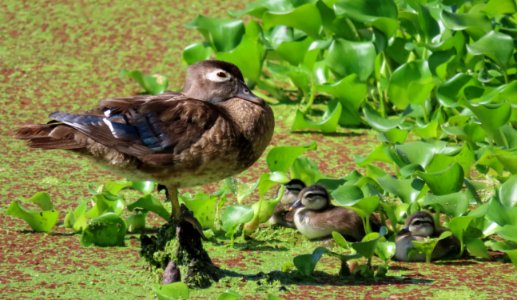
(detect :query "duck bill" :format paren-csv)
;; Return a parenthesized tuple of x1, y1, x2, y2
(288, 199, 304, 212)
(237, 81, 265, 106)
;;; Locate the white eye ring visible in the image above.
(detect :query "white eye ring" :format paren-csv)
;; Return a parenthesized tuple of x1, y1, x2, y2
(206, 69, 231, 82)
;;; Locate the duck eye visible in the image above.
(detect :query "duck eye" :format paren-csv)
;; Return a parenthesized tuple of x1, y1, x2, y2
(217, 71, 227, 78)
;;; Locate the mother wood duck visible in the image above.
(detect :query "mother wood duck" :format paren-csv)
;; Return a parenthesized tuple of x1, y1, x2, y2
(16, 60, 275, 228)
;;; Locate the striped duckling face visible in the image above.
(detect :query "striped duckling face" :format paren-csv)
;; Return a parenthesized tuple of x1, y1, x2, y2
(290, 184, 330, 212)
(406, 211, 435, 237)
(280, 179, 306, 205)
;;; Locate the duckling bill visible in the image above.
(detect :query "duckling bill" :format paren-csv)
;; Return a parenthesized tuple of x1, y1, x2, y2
(289, 184, 379, 241)
(395, 211, 460, 262)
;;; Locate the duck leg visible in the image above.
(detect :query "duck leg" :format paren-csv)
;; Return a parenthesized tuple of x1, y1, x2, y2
(160, 184, 220, 287)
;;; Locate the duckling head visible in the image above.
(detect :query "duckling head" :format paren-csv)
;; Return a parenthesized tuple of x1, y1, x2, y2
(290, 184, 330, 212)
(182, 60, 264, 106)
(280, 179, 306, 205)
(405, 211, 435, 237)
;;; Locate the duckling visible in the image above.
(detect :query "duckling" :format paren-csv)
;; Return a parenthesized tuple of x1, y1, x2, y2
(290, 184, 378, 241)
(269, 179, 306, 228)
(15, 60, 275, 230)
(395, 211, 459, 262)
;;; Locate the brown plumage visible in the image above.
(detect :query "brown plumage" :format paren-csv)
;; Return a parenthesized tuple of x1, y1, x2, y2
(15, 60, 275, 223)
(395, 211, 460, 261)
(290, 184, 380, 241)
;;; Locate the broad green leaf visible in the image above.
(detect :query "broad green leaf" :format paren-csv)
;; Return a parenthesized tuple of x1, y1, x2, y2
(180, 193, 218, 229)
(380, 128, 409, 144)
(362, 104, 403, 131)
(230, 0, 305, 17)
(413, 119, 441, 139)
(64, 200, 88, 232)
(7, 200, 59, 233)
(377, 176, 423, 204)
(187, 16, 245, 52)
(102, 180, 132, 195)
(121, 69, 169, 95)
(468, 101, 512, 146)
(355, 144, 392, 166)
(467, 31, 514, 68)
(130, 181, 156, 194)
(326, 39, 376, 81)
(127, 194, 170, 221)
(482, 0, 517, 17)
(81, 213, 127, 247)
(376, 240, 396, 262)
(290, 156, 325, 185)
(449, 216, 473, 255)
(183, 42, 213, 65)
(440, 10, 491, 39)
(126, 211, 147, 233)
(26, 192, 54, 210)
(317, 74, 367, 107)
(332, 184, 364, 206)
(293, 246, 327, 276)
(487, 195, 517, 226)
(275, 37, 312, 65)
(332, 231, 351, 249)
(155, 282, 190, 300)
(263, 3, 322, 38)
(217, 21, 265, 81)
(217, 290, 242, 300)
(436, 73, 474, 108)
(390, 141, 446, 168)
(421, 191, 470, 217)
(506, 249, 517, 271)
(410, 231, 452, 263)
(499, 175, 517, 208)
(333, 0, 398, 37)
(291, 100, 342, 133)
(352, 234, 380, 259)
(266, 142, 317, 172)
(417, 163, 464, 195)
(497, 225, 517, 243)
(465, 237, 489, 259)
(221, 205, 254, 233)
(388, 60, 435, 109)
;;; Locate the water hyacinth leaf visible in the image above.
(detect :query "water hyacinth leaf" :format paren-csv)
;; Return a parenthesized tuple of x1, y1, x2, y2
(388, 60, 435, 109)
(26, 192, 54, 210)
(467, 31, 514, 67)
(421, 191, 470, 217)
(356, 144, 392, 166)
(291, 100, 342, 133)
(7, 200, 59, 233)
(217, 290, 241, 300)
(482, 0, 517, 16)
(436, 73, 474, 108)
(317, 74, 367, 106)
(102, 180, 132, 195)
(126, 211, 147, 233)
(291, 156, 325, 185)
(417, 163, 464, 195)
(499, 175, 517, 208)
(332, 184, 364, 206)
(376, 240, 396, 262)
(183, 42, 213, 65)
(155, 282, 190, 300)
(377, 176, 423, 204)
(229, 0, 301, 17)
(325, 39, 376, 81)
(130, 181, 156, 194)
(333, 0, 398, 37)
(180, 193, 218, 229)
(262, 3, 322, 38)
(449, 216, 473, 254)
(440, 10, 491, 39)
(221, 205, 254, 233)
(506, 249, 517, 271)
(380, 128, 409, 144)
(496, 225, 517, 243)
(127, 194, 170, 221)
(275, 37, 312, 65)
(217, 21, 264, 81)
(293, 246, 327, 276)
(362, 104, 403, 131)
(413, 119, 440, 139)
(465, 237, 489, 259)
(352, 233, 380, 259)
(487, 196, 517, 226)
(120, 69, 169, 95)
(332, 231, 351, 249)
(186, 16, 245, 52)
(468, 102, 512, 146)
(410, 231, 452, 263)
(267, 142, 316, 172)
(425, 144, 475, 175)
(81, 212, 127, 247)
(64, 200, 88, 232)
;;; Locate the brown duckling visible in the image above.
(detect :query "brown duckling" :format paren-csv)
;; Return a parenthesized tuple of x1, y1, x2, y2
(395, 211, 460, 261)
(290, 184, 379, 241)
(269, 179, 306, 228)
(15, 60, 275, 228)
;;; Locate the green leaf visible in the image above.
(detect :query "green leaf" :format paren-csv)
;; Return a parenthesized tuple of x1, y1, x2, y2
(417, 163, 464, 195)
(449, 216, 473, 255)
(274, 37, 312, 66)
(410, 231, 452, 263)
(388, 60, 435, 109)
(155, 282, 190, 300)
(377, 176, 423, 204)
(183, 42, 213, 65)
(64, 200, 88, 232)
(496, 225, 517, 243)
(467, 31, 514, 68)
(120, 69, 169, 95)
(290, 157, 324, 185)
(127, 194, 170, 221)
(217, 20, 265, 81)
(468, 101, 512, 146)
(291, 100, 342, 133)
(27, 192, 54, 210)
(332, 231, 351, 249)
(180, 193, 218, 229)
(487, 195, 517, 226)
(186, 15, 245, 52)
(217, 290, 242, 300)
(266, 142, 317, 172)
(221, 205, 254, 233)
(465, 237, 489, 259)
(127, 211, 147, 233)
(332, 184, 364, 206)
(362, 104, 403, 131)
(7, 200, 59, 233)
(499, 175, 517, 208)
(293, 246, 327, 276)
(326, 39, 376, 81)
(263, 3, 322, 38)
(81, 213, 127, 247)
(436, 73, 474, 108)
(130, 181, 156, 194)
(352, 234, 381, 259)
(421, 191, 470, 217)
(440, 10, 491, 39)
(506, 249, 517, 271)
(376, 240, 396, 262)
(333, 0, 398, 37)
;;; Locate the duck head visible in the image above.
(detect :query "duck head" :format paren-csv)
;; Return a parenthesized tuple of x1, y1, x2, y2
(290, 184, 330, 212)
(280, 179, 306, 205)
(403, 211, 435, 237)
(182, 60, 264, 106)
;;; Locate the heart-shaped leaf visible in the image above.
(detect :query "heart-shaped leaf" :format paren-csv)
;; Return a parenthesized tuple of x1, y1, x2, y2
(154, 282, 190, 300)
(266, 143, 317, 172)
(417, 163, 464, 195)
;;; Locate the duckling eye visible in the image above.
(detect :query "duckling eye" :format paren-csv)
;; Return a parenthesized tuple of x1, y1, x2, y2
(217, 71, 227, 78)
